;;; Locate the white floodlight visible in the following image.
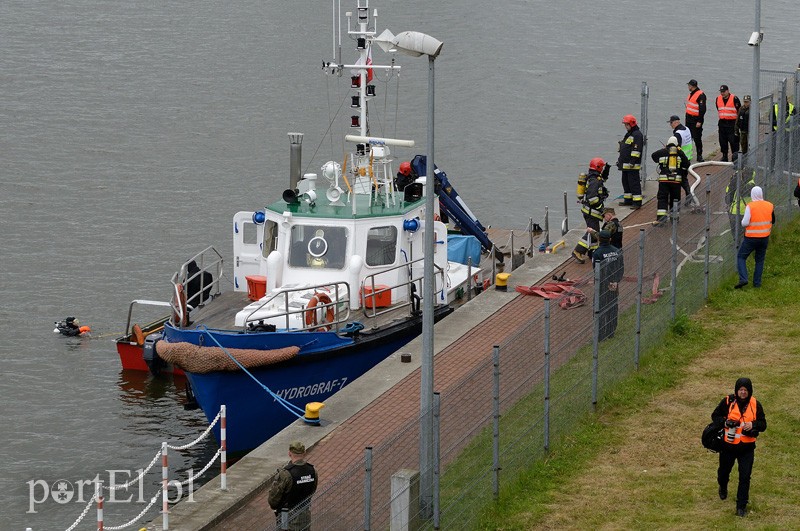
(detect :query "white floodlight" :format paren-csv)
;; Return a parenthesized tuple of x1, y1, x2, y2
(392, 31, 443, 58)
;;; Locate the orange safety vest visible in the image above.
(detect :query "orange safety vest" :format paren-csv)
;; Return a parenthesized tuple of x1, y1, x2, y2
(686, 89, 704, 116)
(716, 94, 738, 120)
(725, 396, 758, 444)
(745, 200, 774, 238)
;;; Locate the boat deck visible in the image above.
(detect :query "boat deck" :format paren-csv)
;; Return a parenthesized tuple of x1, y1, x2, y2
(187, 248, 497, 334)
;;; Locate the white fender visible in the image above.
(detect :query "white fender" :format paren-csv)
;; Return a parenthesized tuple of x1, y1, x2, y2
(266, 250, 283, 293)
(347, 255, 364, 310)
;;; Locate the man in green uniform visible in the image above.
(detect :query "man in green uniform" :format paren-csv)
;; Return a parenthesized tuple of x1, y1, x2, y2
(268, 441, 318, 530)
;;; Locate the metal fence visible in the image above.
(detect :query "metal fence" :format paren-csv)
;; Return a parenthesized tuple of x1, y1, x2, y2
(273, 74, 800, 531)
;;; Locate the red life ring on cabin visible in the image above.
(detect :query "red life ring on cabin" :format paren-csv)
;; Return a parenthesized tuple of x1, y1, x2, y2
(304, 292, 335, 331)
(172, 284, 188, 327)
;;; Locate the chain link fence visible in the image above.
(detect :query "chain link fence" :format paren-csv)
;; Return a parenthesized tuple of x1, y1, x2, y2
(270, 73, 800, 531)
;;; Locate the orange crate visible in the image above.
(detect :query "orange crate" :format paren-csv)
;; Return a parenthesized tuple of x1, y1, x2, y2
(245, 275, 267, 301)
(361, 284, 391, 308)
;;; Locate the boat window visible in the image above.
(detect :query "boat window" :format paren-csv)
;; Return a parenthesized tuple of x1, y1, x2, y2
(262, 220, 278, 258)
(365, 226, 397, 266)
(242, 222, 258, 245)
(289, 225, 348, 269)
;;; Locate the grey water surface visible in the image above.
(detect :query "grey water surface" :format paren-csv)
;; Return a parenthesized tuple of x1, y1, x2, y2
(2, 0, 797, 527)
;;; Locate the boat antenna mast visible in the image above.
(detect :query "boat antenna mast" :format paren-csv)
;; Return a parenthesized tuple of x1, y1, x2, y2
(322, 0, 412, 212)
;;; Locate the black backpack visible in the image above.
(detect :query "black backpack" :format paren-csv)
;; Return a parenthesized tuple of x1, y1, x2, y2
(702, 421, 725, 453)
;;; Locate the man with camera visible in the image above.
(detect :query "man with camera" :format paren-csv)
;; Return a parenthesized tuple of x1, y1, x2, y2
(711, 377, 767, 517)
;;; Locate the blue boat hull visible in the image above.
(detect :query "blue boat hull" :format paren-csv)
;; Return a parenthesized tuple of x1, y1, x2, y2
(164, 307, 452, 453)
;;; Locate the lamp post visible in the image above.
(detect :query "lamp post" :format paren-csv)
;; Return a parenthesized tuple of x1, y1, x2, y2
(748, 0, 762, 156)
(379, 29, 443, 517)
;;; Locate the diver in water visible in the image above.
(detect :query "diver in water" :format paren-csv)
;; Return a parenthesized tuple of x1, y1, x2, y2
(54, 317, 91, 337)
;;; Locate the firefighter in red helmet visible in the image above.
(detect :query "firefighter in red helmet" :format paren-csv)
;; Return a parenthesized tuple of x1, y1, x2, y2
(395, 161, 415, 191)
(572, 158, 610, 263)
(617, 114, 644, 209)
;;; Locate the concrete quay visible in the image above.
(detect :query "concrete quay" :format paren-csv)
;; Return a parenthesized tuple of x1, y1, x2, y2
(146, 226, 589, 530)
(149, 147, 730, 531)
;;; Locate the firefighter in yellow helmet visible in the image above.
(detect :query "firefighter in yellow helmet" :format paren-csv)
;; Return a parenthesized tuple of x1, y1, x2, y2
(650, 136, 689, 225)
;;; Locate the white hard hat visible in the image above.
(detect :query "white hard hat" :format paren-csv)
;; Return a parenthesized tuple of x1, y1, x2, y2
(667, 136, 678, 146)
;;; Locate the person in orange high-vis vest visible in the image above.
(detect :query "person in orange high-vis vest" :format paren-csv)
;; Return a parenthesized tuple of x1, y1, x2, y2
(715, 85, 741, 162)
(711, 377, 767, 517)
(735, 186, 774, 288)
(685, 79, 707, 161)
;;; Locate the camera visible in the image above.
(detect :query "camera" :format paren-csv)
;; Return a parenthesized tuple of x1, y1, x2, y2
(725, 419, 738, 443)
(748, 31, 763, 46)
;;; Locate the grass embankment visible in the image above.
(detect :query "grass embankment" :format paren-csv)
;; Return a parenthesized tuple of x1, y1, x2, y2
(477, 216, 800, 529)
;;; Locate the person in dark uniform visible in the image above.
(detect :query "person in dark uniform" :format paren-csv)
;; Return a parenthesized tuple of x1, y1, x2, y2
(617, 115, 644, 208)
(601, 208, 623, 250)
(268, 441, 318, 530)
(651, 136, 690, 224)
(685, 79, 707, 162)
(716, 85, 741, 162)
(737, 95, 751, 154)
(669, 115, 695, 200)
(572, 158, 610, 263)
(794, 177, 800, 208)
(711, 377, 767, 517)
(592, 230, 623, 341)
(395, 161, 415, 191)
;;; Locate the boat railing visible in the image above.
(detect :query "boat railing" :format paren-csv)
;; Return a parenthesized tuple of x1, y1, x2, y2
(361, 256, 445, 320)
(122, 300, 173, 338)
(241, 282, 352, 333)
(176, 246, 225, 311)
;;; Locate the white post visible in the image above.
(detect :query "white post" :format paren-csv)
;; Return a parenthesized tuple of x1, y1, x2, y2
(162, 442, 169, 530)
(220, 405, 228, 491)
(96, 479, 104, 531)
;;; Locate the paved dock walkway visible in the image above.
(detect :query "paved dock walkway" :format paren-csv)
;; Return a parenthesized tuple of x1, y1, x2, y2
(150, 149, 731, 530)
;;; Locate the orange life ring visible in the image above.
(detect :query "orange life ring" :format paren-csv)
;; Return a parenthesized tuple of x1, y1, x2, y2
(172, 284, 188, 327)
(304, 292, 334, 331)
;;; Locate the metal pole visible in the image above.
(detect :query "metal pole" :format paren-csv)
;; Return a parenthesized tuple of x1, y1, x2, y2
(563, 191, 569, 234)
(748, 0, 761, 155)
(634, 229, 645, 370)
(492, 346, 500, 500)
(529, 217, 534, 256)
(544, 206, 550, 249)
(670, 201, 678, 321)
(364, 446, 373, 531)
(735, 161, 742, 254)
(592, 261, 600, 410)
(467, 257, 472, 301)
(704, 175, 712, 300)
(543, 300, 551, 450)
(777, 79, 788, 189)
(510, 231, 515, 270)
(420, 54, 436, 518)
(640, 81, 650, 188)
(433, 393, 441, 530)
